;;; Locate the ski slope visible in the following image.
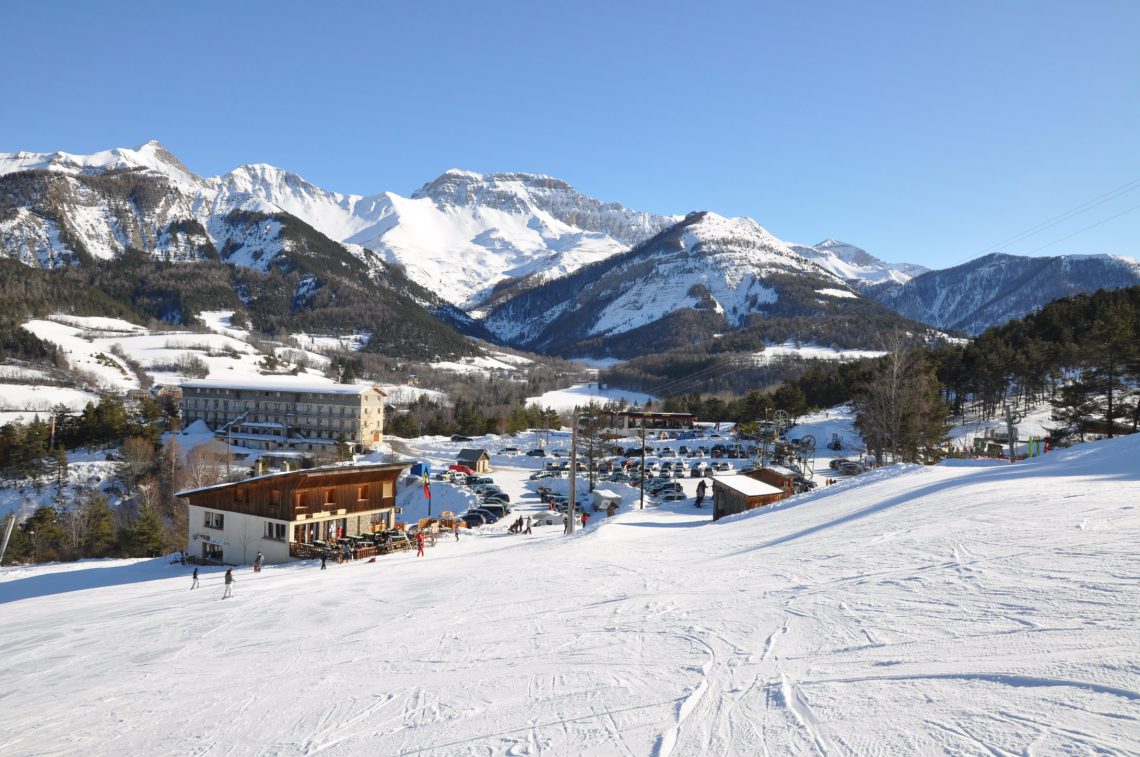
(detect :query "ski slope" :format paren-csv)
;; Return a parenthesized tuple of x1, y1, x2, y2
(1, 436, 1138, 755)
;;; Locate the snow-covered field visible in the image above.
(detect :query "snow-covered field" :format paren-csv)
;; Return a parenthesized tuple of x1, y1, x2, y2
(525, 382, 654, 412)
(2, 430, 1137, 754)
(752, 343, 887, 365)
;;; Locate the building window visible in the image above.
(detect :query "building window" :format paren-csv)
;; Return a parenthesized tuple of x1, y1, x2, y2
(204, 511, 224, 529)
(357, 485, 368, 501)
(264, 522, 286, 541)
(324, 488, 336, 506)
(203, 543, 224, 561)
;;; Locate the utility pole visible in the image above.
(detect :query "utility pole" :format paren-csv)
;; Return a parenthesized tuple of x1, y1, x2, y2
(0, 514, 16, 566)
(566, 417, 577, 534)
(639, 422, 646, 510)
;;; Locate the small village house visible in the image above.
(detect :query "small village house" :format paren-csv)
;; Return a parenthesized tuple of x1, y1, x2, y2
(457, 448, 492, 473)
(177, 462, 408, 565)
(712, 475, 786, 521)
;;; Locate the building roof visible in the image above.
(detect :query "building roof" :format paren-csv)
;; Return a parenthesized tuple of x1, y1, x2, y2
(713, 475, 785, 497)
(457, 448, 490, 462)
(175, 461, 410, 499)
(181, 378, 387, 396)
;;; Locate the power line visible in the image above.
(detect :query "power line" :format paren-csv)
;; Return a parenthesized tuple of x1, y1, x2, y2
(1023, 199, 1140, 254)
(978, 175, 1140, 254)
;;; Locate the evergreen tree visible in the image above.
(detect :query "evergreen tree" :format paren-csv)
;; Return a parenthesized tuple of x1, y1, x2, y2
(82, 494, 118, 557)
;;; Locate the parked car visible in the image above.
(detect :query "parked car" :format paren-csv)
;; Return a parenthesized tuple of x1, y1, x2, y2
(451, 434, 473, 442)
(690, 462, 707, 477)
(529, 470, 557, 480)
(525, 449, 546, 457)
(829, 457, 852, 470)
(838, 461, 866, 476)
(713, 461, 731, 472)
(466, 475, 495, 487)
(481, 493, 511, 507)
(468, 508, 501, 523)
(459, 512, 487, 528)
(448, 464, 475, 475)
(498, 447, 520, 455)
(656, 490, 688, 502)
(478, 502, 510, 518)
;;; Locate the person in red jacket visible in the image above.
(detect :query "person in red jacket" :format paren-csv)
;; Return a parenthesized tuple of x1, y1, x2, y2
(416, 531, 425, 557)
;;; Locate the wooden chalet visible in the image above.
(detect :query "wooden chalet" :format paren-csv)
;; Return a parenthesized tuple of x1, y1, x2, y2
(744, 465, 798, 496)
(177, 462, 408, 565)
(712, 475, 786, 522)
(457, 448, 492, 473)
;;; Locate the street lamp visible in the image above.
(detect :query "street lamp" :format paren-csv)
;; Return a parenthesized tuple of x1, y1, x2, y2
(27, 528, 36, 563)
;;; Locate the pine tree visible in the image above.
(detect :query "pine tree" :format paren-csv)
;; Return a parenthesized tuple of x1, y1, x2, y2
(82, 495, 117, 557)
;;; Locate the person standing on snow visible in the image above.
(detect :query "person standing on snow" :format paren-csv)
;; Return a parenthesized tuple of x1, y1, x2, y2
(524, 516, 532, 535)
(416, 531, 425, 557)
(190, 567, 199, 590)
(222, 568, 235, 599)
(253, 552, 263, 573)
(695, 479, 707, 508)
(320, 554, 327, 570)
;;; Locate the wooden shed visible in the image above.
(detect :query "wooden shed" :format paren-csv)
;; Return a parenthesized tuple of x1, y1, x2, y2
(712, 475, 786, 521)
(457, 448, 492, 473)
(744, 465, 798, 496)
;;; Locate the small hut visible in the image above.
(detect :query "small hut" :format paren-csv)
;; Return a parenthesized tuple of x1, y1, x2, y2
(712, 475, 786, 521)
(744, 465, 798, 496)
(457, 448, 492, 473)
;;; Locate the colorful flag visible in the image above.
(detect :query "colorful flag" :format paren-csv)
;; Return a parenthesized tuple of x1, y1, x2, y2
(423, 472, 431, 501)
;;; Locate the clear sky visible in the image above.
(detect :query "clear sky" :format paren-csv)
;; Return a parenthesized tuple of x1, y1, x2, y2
(2, 0, 1138, 268)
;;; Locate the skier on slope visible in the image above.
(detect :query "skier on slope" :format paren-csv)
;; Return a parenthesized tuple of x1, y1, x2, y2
(190, 567, 199, 590)
(222, 568, 235, 599)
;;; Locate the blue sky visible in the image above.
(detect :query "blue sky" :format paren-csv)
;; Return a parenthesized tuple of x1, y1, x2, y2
(2, 0, 1138, 268)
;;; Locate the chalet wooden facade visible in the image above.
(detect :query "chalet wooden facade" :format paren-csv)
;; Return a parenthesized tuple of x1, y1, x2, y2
(744, 465, 798, 496)
(177, 462, 408, 565)
(712, 475, 786, 522)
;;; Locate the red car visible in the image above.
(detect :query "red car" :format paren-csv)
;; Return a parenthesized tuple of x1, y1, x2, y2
(448, 464, 475, 475)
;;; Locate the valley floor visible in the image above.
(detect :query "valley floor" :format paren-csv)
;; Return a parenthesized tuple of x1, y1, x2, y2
(1, 437, 1138, 755)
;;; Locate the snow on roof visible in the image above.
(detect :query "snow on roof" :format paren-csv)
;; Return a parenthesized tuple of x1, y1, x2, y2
(175, 461, 411, 498)
(714, 475, 785, 497)
(180, 378, 385, 396)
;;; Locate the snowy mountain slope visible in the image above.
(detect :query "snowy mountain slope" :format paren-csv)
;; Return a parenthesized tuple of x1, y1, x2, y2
(483, 211, 915, 356)
(0, 139, 202, 192)
(790, 238, 928, 288)
(2, 436, 1137, 754)
(0, 144, 677, 308)
(870, 251, 1140, 334)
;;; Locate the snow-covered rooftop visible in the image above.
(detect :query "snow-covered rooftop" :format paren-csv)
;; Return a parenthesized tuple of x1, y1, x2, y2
(713, 474, 785, 497)
(181, 378, 385, 396)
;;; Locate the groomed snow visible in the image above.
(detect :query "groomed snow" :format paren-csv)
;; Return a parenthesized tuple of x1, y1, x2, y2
(2, 432, 1137, 754)
(525, 382, 655, 412)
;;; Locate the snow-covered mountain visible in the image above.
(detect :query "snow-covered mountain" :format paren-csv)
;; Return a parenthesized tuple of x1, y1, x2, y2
(0, 143, 677, 308)
(789, 239, 927, 289)
(484, 211, 918, 357)
(869, 252, 1140, 334)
